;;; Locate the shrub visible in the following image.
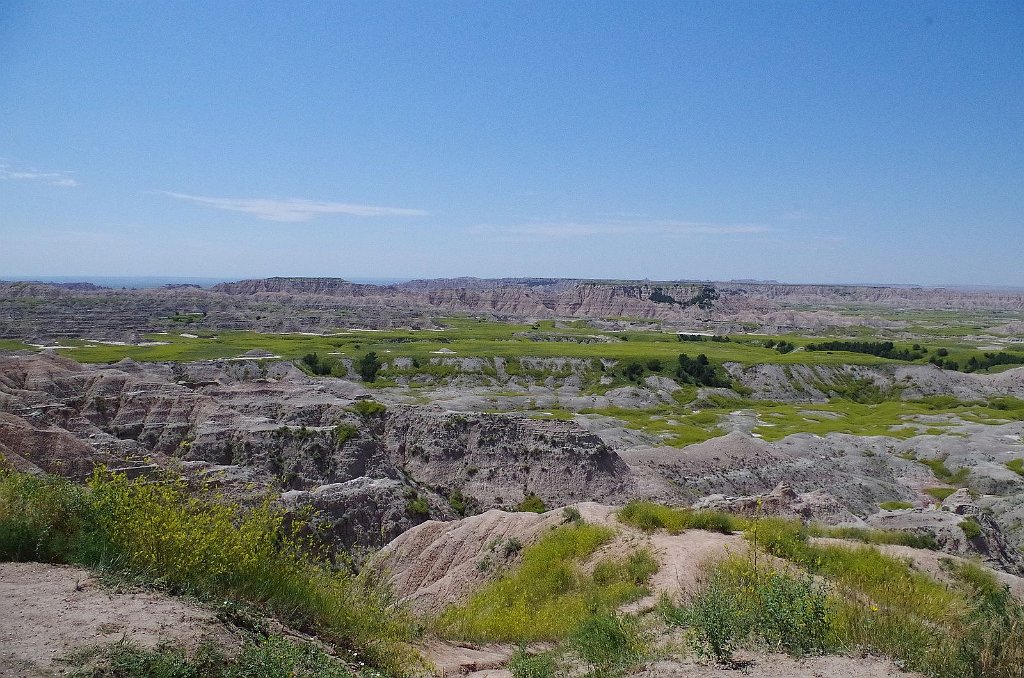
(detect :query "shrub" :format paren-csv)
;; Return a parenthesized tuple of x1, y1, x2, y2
(333, 424, 358, 445)
(517, 493, 547, 513)
(507, 648, 557, 678)
(561, 507, 583, 524)
(960, 519, 982, 539)
(0, 472, 107, 563)
(405, 495, 430, 519)
(569, 612, 648, 674)
(350, 400, 386, 419)
(449, 488, 470, 516)
(665, 553, 833, 663)
(356, 352, 382, 383)
(229, 633, 361, 678)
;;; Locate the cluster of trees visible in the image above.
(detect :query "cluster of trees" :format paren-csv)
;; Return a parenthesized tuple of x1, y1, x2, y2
(764, 339, 796, 354)
(622, 358, 663, 382)
(958, 352, 1024, 374)
(928, 355, 960, 371)
(804, 340, 924, 361)
(677, 334, 731, 343)
(301, 352, 335, 376)
(301, 351, 383, 382)
(677, 353, 731, 388)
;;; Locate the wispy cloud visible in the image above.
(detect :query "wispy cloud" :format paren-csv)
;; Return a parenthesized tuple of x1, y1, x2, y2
(0, 163, 79, 187)
(162, 191, 428, 222)
(470, 219, 772, 241)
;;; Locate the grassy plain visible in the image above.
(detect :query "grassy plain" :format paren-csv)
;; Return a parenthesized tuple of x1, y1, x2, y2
(0, 315, 1013, 376)
(3, 316, 1021, 451)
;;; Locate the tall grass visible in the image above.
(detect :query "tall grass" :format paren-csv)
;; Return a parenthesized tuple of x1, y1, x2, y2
(437, 524, 657, 642)
(742, 517, 1024, 677)
(662, 554, 832, 663)
(617, 500, 747, 534)
(0, 470, 417, 675)
(807, 523, 939, 550)
(68, 633, 378, 678)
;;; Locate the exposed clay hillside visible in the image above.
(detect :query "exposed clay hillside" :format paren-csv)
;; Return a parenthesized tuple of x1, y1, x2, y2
(0, 353, 634, 551)
(728, 362, 1024, 403)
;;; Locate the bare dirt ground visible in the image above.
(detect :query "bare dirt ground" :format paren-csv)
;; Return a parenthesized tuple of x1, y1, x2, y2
(633, 653, 923, 677)
(0, 562, 238, 677)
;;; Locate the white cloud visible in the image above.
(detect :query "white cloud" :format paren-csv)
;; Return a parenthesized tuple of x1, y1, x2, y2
(162, 192, 428, 222)
(470, 219, 772, 241)
(0, 163, 79, 187)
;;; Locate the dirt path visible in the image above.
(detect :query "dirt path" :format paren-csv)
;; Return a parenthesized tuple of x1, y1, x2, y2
(0, 562, 238, 677)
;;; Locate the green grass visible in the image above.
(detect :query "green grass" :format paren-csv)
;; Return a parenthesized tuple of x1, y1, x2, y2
(436, 524, 657, 642)
(581, 406, 724, 447)
(749, 518, 959, 620)
(587, 394, 1024, 449)
(661, 554, 832, 663)
(879, 501, 914, 510)
(0, 338, 30, 351)
(0, 470, 417, 675)
(1007, 458, 1024, 477)
(924, 487, 957, 502)
(617, 500, 747, 534)
(34, 322, 908, 367)
(919, 457, 970, 485)
(69, 633, 378, 678)
(740, 517, 1024, 677)
(807, 524, 938, 550)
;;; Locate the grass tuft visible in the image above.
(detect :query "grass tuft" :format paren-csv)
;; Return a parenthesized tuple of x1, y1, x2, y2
(925, 487, 956, 502)
(617, 501, 747, 534)
(879, 501, 914, 510)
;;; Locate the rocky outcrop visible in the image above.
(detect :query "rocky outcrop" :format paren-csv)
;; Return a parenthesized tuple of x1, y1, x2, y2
(381, 407, 635, 510)
(865, 489, 1024, 575)
(0, 353, 636, 552)
(692, 481, 862, 525)
(375, 508, 563, 614)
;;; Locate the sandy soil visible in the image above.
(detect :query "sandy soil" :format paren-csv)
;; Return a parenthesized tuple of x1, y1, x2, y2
(0, 562, 238, 677)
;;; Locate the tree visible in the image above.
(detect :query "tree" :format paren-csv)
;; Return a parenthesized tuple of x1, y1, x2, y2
(357, 351, 382, 382)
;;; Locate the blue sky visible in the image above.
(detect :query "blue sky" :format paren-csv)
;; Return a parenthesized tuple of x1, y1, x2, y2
(1, 1, 1022, 285)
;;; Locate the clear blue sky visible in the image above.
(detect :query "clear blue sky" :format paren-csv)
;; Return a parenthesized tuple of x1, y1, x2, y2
(2, 1, 1022, 285)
